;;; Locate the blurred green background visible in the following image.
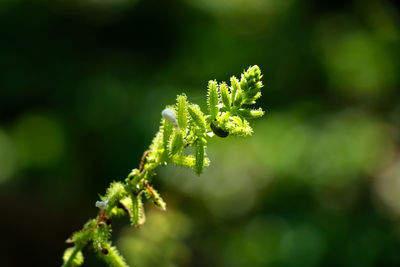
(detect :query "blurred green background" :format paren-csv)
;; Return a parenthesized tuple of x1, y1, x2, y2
(1, 0, 400, 266)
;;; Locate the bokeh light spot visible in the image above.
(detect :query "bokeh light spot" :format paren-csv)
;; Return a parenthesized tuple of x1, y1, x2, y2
(12, 113, 65, 168)
(0, 129, 17, 183)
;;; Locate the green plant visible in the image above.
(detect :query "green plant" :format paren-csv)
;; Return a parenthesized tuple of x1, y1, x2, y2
(62, 65, 265, 267)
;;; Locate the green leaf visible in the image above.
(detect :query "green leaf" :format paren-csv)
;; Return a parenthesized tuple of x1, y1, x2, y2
(225, 116, 253, 136)
(171, 154, 196, 168)
(99, 243, 129, 267)
(230, 76, 240, 105)
(237, 108, 265, 119)
(168, 130, 185, 155)
(149, 130, 163, 161)
(240, 65, 263, 105)
(93, 225, 112, 249)
(176, 94, 188, 130)
(162, 118, 174, 155)
(220, 82, 231, 110)
(207, 80, 219, 119)
(194, 138, 206, 175)
(63, 247, 84, 267)
(71, 219, 96, 247)
(103, 182, 126, 211)
(187, 104, 206, 132)
(233, 87, 244, 107)
(130, 194, 146, 227)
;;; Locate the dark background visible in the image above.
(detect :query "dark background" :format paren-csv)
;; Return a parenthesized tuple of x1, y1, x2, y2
(1, 0, 400, 266)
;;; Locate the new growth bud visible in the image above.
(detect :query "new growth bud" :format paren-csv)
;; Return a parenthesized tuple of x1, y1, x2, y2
(162, 108, 179, 128)
(95, 200, 109, 210)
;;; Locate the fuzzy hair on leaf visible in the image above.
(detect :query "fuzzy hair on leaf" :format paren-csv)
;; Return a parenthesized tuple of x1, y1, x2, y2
(176, 94, 188, 131)
(226, 116, 253, 136)
(230, 76, 240, 105)
(237, 108, 265, 119)
(63, 247, 84, 267)
(219, 82, 231, 110)
(99, 243, 129, 267)
(168, 130, 185, 156)
(240, 65, 263, 104)
(161, 118, 174, 156)
(194, 138, 206, 175)
(130, 194, 146, 227)
(207, 80, 219, 119)
(103, 182, 126, 209)
(187, 103, 206, 132)
(171, 154, 196, 168)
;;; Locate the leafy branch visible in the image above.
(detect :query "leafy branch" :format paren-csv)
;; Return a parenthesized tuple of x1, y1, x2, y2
(62, 65, 265, 267)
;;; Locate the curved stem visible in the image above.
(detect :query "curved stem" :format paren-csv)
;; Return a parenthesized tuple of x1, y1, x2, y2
(61, 65, 264, 267)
